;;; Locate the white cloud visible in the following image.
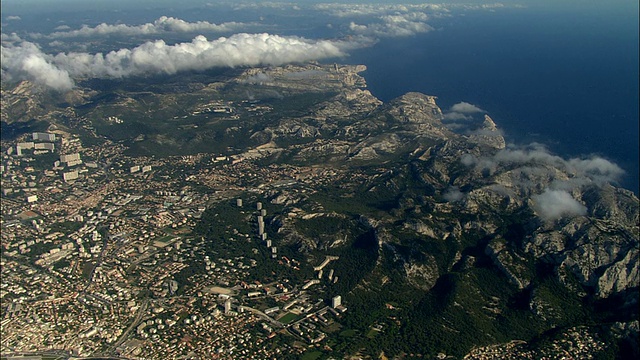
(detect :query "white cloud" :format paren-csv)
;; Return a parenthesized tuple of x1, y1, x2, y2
(493, 144, 564, 167)
(443, 102, 486, 123)
(348, 12, 434, 38)
(450, 101, 485, 114)
(567, 157, 625, 184)
(443, 112, 472, 121)
(241, 72, 273, 84)
(230, 2, 301, 11)
(315, 3, 393, 17)
(1, 34, 359, 91)
(314, 3, 448, 18)
(460, 143, 625, 196)
(532, 189, 587, 221)
(1, 32, 23, 43)
(460, 154, 477, 166)
(491, 147, 624, 183)
(45, 16, 250, 39)
(6, 16, 22, 21)
(443, 186, 464, 202)
(314, 2, 511, 19)
(0, 41, 74, 91)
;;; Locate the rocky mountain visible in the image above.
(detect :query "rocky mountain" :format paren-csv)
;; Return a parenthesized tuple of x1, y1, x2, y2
(2, 62, 638, 358)
(230, 63, 639, 357)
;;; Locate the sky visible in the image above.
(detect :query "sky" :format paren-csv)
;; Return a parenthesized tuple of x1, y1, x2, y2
(1, 0, 638, 197)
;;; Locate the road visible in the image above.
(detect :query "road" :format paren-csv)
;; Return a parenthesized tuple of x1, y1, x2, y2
(108, 298, 149, 353)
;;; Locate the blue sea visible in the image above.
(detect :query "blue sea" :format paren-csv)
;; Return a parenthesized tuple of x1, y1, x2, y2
(345, 5, 639, 193)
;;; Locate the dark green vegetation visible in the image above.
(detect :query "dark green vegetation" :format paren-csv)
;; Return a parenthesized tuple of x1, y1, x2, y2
(278, 312, 300, 324)
(48, 221, 83, 234)
(191, 163, 636, 358)
(301, 351, 323, 360)
(66, 69, 341, 157)
(1, 119, 50, 141)
(4, 63, 635, 358)
(311, 169, 633, 359)
(192, 199, 314, 285)
(23, 240, 57, 258)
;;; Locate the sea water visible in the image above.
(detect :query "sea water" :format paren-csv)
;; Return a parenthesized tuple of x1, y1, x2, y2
(345, 6, 639, 193)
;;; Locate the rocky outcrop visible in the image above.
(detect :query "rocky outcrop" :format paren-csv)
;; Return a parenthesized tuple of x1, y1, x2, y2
(467, 115, 506, 149)
(312, 89, 382, 119)
(386, 92, 444, 124)
(404, 259, 439, 291)
(485, 238, 531, 290)
(237, 62, 369, 91)
(524, 215, 638, 298)
(1, 80, 49, 124)
(580, 184, 639, 227)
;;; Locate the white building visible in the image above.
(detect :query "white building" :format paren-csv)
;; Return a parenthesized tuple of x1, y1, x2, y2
(17, 142, 34, 149)
(332, 295, 342, 309)
(32, 132, 56, 142)
(60, 153, 81, 163)
(34, 143, 55, 151)
(63, 171, 79, 182)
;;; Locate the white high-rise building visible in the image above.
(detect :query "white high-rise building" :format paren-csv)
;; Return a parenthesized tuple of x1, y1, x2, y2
(224, 299, 232, 314)
(332, 295, 342, 309)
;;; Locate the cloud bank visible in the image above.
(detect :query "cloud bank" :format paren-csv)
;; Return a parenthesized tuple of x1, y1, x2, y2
(1, 41, 75, 90)
(348, 12, 434, 38)
(460, 143, 625, 220)
(532, 189, 587, 221)
(42, 16, 250, 39)
(314, 3, 448, 18)
(1, 34, 356, 91)
(313, 2, 516, 39)
(443, 101, 486, 121)
(462, 143, 624, 184)
(314, 2, 511, 18)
